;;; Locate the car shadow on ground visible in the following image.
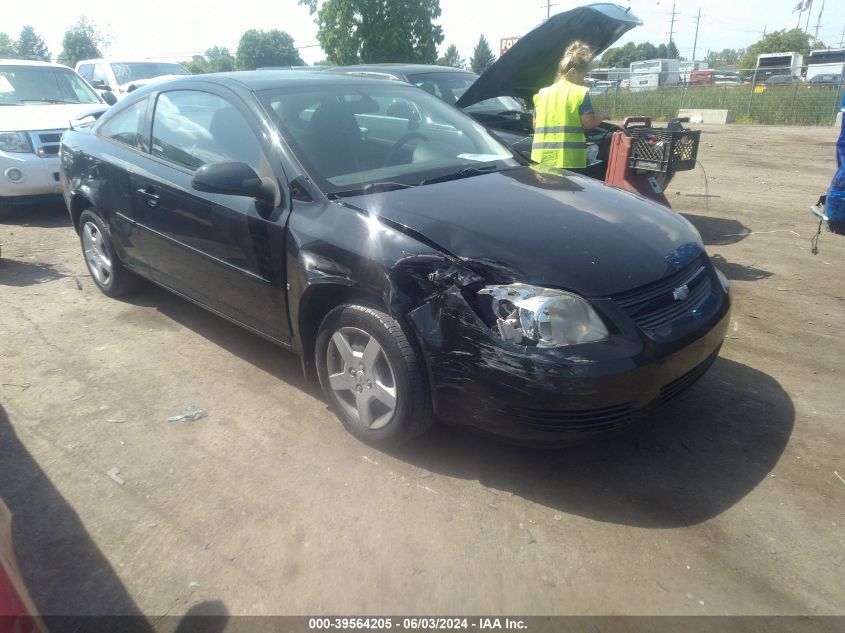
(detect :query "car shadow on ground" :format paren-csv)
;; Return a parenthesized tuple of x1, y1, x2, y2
(388, 356, 794, 529)
(0, 405, 230, 630)
(682, 212, 751, 246)
(123, 283, 321, 398)
(118, 282, 793, 530)
(0, 202, 71, 229)
(0, 258, 67, 287)
(0, 404, 150, 625)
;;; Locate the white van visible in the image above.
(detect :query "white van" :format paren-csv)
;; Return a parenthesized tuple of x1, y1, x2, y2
(75, 59, 189, 100)
(1, 60, 108, 216)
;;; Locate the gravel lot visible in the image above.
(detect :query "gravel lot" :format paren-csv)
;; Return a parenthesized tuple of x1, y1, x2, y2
(1, 124, 843, 618)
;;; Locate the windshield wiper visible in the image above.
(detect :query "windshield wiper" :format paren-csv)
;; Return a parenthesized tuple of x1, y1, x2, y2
(21, 99, 80, 105)
(419, 164, 501, 186)
(327, 181, 415, 199)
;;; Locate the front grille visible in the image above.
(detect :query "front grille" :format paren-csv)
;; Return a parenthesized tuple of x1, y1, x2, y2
(512, 402, 637, 433)
(611, 258, 713, 332)
(659, 349, 719, 404)
(30, 129, 64, 159)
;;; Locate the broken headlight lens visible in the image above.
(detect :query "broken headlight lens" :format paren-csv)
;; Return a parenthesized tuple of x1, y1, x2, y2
(0, 132, 32, 154)
(478, 284, 609, 347)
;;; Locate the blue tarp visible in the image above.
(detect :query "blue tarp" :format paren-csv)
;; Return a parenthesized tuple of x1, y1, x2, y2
(825, 92, 845, 232)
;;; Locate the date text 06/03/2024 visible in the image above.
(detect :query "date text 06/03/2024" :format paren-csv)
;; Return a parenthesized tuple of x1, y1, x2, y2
(307, 617, 528, 630)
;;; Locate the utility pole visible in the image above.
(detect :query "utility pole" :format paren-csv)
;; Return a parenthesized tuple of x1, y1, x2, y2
(668, 4, 678, 46)
(813, 0, 824, 40)
(804, 0, 813, 35)
(691, 9, 702, 62)
(541, 0, 557, 21)
(840, 24, 845, 47)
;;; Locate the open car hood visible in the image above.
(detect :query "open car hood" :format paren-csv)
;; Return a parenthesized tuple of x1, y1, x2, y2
(456, 3, 642, 107)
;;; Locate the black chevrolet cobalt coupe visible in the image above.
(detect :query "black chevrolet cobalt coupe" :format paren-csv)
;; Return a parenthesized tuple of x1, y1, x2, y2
(60, 71, 731, 446)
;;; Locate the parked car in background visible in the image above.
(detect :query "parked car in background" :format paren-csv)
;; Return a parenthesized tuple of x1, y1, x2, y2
(1, 59, 108, 218)
(590, 80, 616, 94)
(763, 74, 803, 88)
(713, 72, 742, 85)
(324, 63, 535, 141)
(807, 73, 843, 88)
(61, 70, 730, 446)
(688, 69, 715, 85)
(257, 65, 331, 72)
(75, 59, 189, 101)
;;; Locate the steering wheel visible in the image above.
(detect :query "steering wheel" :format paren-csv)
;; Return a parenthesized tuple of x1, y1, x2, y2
(387, 132, 429, 163)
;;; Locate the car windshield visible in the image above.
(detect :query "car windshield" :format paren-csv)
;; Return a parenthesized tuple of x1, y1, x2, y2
(112, 62, 188, 85)
(258, 83, 520, 194)
(405, 71, 526, 115)
(0, 65, 101, 105)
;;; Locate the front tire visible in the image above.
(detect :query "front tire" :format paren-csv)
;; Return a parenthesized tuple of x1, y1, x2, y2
(78, 209, 139, 298)
(316, 304, 433, 446)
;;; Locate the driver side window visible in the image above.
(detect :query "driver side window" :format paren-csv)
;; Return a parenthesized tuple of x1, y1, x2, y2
(151, 90, 263, 173)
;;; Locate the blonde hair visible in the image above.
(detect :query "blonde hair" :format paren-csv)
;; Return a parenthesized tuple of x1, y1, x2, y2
(556, 41, 595, 81)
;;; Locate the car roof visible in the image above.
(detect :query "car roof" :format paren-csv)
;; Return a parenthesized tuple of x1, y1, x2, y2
(0, 58, 71, 69)
(159, 70, 411, 92)
(328, 64, 475, 78)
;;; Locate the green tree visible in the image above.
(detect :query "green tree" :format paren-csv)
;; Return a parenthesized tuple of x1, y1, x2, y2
(0, 32, 15, 57)
(706, 48, 745, 67)
(182, 55, 209, 74)
(437, 43, 464, 69)
(204, 46, 236, 72)
(181, 47, 236, 74)
(599, 42, 638, 68)
(636, 42, 658, 60)
(739, 28, 823, 76)
(15, 25, 50, 61)
(667, 41, 679, 59)
(299, 0, 444, 65)
(57, 18, 108, 68)
(236, 29, 304, 70)
(470, 35, 495, 73)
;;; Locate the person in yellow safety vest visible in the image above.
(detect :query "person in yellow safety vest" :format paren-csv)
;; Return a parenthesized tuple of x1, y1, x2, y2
(531, 41, 610, 173)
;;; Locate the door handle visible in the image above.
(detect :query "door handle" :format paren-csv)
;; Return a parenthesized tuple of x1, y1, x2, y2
(137, 188, 160, 208)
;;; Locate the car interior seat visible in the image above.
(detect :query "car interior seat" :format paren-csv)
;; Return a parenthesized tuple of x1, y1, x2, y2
(208, 107, 261, 172)
(308, 99, 364, 178)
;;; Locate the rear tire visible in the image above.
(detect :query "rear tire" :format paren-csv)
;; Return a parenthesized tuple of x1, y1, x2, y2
(78, 209, 139, 298)
(316, 303, 433, 446)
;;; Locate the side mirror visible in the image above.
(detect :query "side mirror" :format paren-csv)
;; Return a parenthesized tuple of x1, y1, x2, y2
(92, 79, 110, 90)
(192, 161, 277, 205)
(101, 91, 117, 106)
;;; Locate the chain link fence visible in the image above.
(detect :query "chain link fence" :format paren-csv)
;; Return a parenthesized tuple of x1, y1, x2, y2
(586, 68, 844, 126)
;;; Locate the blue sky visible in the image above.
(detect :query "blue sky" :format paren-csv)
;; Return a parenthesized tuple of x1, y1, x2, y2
(4, 0, 844, 66)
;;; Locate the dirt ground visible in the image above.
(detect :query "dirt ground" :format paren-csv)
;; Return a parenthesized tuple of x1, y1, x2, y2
(1, 124, 843, 619)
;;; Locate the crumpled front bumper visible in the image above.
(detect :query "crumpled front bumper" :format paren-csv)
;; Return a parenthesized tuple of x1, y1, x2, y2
(406, 284, 731, 443)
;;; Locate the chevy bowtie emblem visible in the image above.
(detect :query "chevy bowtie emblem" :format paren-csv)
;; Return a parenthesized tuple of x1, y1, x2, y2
(673, 284, 690, 301)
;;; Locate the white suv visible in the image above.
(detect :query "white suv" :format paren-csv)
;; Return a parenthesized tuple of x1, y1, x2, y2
(76, 59, 189, 100)
(1, 59, 108, 217)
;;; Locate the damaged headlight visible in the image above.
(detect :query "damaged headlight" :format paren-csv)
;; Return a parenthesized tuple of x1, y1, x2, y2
(478, 284, 609, 347)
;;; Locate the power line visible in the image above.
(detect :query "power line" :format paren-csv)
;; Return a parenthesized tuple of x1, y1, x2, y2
(691, 9, 702, 61)
(668, 3, 678, 45)
(813, 0, 824, 40)
(540, 0, 557, 21)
